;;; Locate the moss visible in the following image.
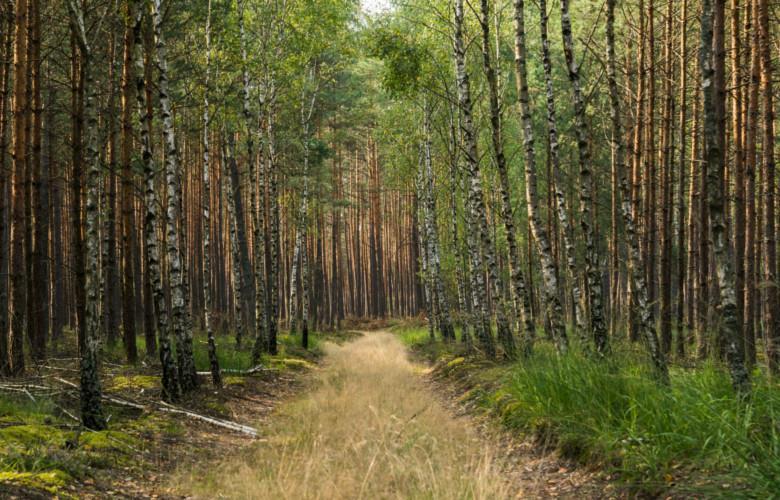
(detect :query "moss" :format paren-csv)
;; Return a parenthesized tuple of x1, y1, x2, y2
(446, 357, 466, 369)
(223, 376, 246, 386)
(0, 424, 65, 448)
(109, 375, 159, 391)
(79, 430, 137, 451)
(0, 470, 71, 494)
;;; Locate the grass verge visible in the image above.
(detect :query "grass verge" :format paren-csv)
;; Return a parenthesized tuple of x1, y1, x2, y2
(394, 323, 780, 498)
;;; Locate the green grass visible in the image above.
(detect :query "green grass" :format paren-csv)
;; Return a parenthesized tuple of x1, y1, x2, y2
(492, 346, 780, 495)
(395, 325, 780, 498)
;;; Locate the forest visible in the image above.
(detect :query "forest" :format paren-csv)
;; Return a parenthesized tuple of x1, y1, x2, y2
(0, 0, 779, 497)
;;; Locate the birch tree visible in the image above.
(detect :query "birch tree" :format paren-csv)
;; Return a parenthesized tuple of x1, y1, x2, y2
(559, 0, 608, 353)
(152, 0, 198, 392)
(537, 0, 584, 334)
(606, 0, 667, 379)
(700, 0, 749, 390)
(422, 102, 455, 341)
(202, 0, 221, 387)
(452, 0, 497, 357)
(136, 5, 178, 401)
(67, 0, 106, 430)
(478, 0, 532, 356)
(513, 0, 567, 353)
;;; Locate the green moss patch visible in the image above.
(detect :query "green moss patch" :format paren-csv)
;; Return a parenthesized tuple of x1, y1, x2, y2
(271, 358, 315, 371)
(0, 470, 71, 494)
(109, 375, 159, 391)
(0, 424, 65, 448)
(79, 430, 138, 451)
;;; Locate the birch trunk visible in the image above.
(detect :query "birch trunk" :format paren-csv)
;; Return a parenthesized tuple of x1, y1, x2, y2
(135, 6, 178, 401)
(67, 0, 106, 430)
(266, 97, 280, 355)
(152, 0, 198, 393)
(537, 0, 584, 335)
(513, 0, 567, 353)
(416, 149, 435, 341)
(559, 0, 608, 353)
(479, 0, 532, 356)
(422, 103, 455, 341)
(453, 0, 496, 357)
(237, 0, 267, 359)
(446, 111, 470, 340)
(700, 0, 749, 390)
(224, 136, 245, 348)
(202, 0, 221, 388)
(607, 0, 667, 379)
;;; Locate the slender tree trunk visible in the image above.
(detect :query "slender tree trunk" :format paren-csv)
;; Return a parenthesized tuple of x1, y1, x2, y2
(453, 0, 495, 357)
(136, 6, 177, 401)
(202, 0, 220, 387)
(514, 0, 567, 353)
(152, 0, 197, 392)
(266, 99, 280, 355)
(756, 0, 778, 374)
(10, 0, 29, 375)
(479, 0, 531, 357)
(421, 102, 455, 341)
(225, 135, 246, 348)
(0, 0, 13, 375)
(659, 0, 675, 356)
(560, 0, 608, 353)
(67, 0, 107, 430)
(608, 0, 668, 378)
(537, 0, 584, 339)
(120, 0, 138, 363)
(700, 0, 749, 390)
(744, 0, 759, 368)
(676, 0, 689, 359)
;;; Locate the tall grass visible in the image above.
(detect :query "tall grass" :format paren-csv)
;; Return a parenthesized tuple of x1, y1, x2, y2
(488, 345, 780, 496)
(388, 322, 780, 496)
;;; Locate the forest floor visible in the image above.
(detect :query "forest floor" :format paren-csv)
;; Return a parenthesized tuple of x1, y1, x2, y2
(176, 330, 612, 499)
(0, 330, 344, 499)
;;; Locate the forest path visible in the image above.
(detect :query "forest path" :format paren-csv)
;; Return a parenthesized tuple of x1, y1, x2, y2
(177, 331, 515, 499)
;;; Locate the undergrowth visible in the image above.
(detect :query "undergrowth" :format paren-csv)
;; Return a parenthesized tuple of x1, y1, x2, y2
(395, 324, 780, 498)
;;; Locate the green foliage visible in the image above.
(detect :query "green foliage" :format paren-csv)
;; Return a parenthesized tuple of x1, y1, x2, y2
(368, 26, 427, 96)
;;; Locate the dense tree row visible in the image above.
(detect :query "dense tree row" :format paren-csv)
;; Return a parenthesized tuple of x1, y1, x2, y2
(0, 0, 423, 427)
(370, 0, 778, 389)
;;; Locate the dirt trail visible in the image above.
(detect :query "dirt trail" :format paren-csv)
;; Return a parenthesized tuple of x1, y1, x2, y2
(178, 331, 515, 499)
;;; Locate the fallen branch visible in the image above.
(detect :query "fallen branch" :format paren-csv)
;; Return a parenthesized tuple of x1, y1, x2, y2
(157, 401, 258, 437)
(53, 377, 145, 410)
(196, 365, 268, 377)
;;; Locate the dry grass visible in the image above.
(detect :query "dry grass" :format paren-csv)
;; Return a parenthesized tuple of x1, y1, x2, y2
(177, 332, 512, 499)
